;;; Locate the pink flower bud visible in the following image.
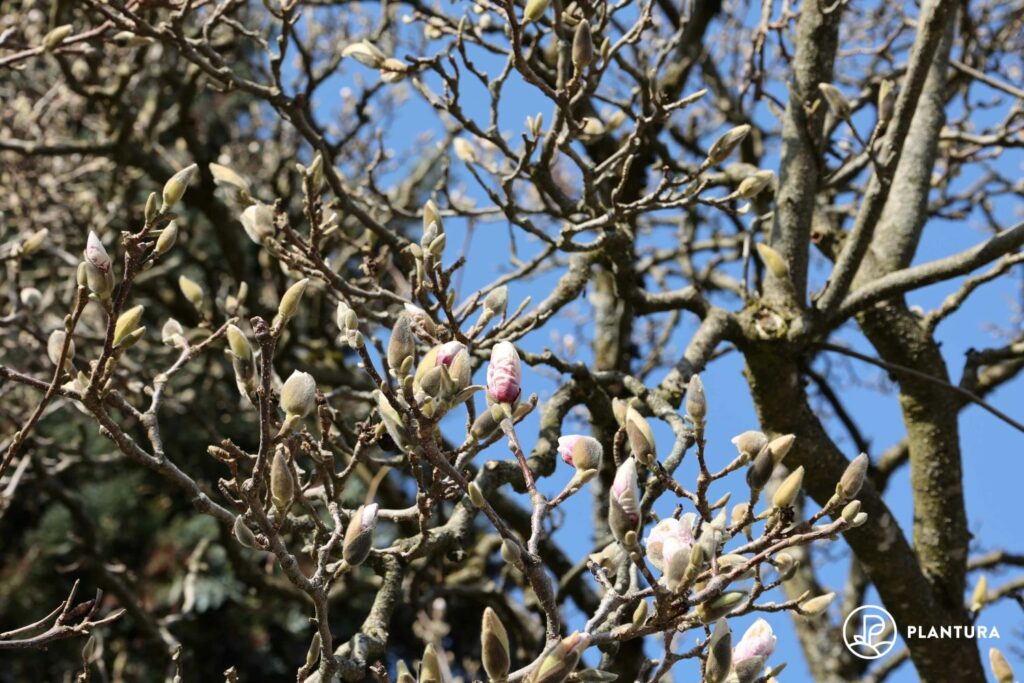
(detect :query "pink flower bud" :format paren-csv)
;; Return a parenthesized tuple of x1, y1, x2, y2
(85, 231, 111, 273)
(732, 618, 776, 683)
(557, 435, 603, 470)
(608, 457, 640, 541)
(360, 503, 380, 531)
(343, 502, 380, 566)
(558, 435, 582, 466)
(487, 341, 521, 403)
(611, 457, 637, 499)
(435, 340, 467, 368)
(644, 516, 695, 571)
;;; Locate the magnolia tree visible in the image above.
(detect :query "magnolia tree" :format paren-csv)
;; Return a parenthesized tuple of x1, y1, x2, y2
(0, 1, 1022, 682)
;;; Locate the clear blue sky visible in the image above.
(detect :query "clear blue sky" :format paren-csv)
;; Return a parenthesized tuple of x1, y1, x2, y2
(304, 3, 1023, 679)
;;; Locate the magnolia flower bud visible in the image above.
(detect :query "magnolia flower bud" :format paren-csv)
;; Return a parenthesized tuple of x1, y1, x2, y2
(685, 374, 706, 424)
(841, 499, 861, 523)
(42, 24, 73, 51)
(233, 516, 257, 548)
(705, 619, 732, 683)
(113, 305, 145, 348)
(773, 552, 797, 581)
(209, 163, 249, 192)
(970, 575, 988, 612)
(572, 20, 594, 71)
(523, 0, 552, 23)
(120, 326, 147, 349)
(280, 370, 317, 419)
(736, 170, 775, 199)
(305, 632, 321, 670)
(608, 458, 640, 542)
(342, 40, 386, 68)
(766, 434, 795, 465)
(818, 82, 851, 120)
(838, 453, 869, 500)
(21, 228, 48, 256)
(448, 350, 472, 392)
(154, 221, 178, 255)
(756, 243, 789, 280)
(662, 535, 691, 592)
(705, 124, 751, 166)
(307, 153, 324, 192)
(468, 481, 486, 508)
(877, 80, 896, 126)
(632, 600, 648, 628)
(501, 538, 521, 564)
(717, 553, 754, 580)
(989, 647, 1015, 683)
(270, 448, 294, 511)
(731, 431, 767, 461)
(557, 435, 603, 471)
(698, 510, 726, 562)
(698, 591, 747, 623)
(611, 398, 628, 427)
(388, 314, 416, 377)
(469, 402, 525, 442)
(226, 324, 252, 362)
(19, 287, 41, 310)
(470, 407, 500, 441)
(731, 501, 751, 530)
(240, 202, 275, 243)
(487, 341, 522, 404)
(178, 275, 204, 311)
(379, 58, 408, 83)
(687, 542, 705, 573)
(800, 591, 835, 616)
(433, 340, 464, 368)
(84, 262, 114, 299)
(530, 632, 589, 683)
(772, 466, 805, 508)
(343, 503, 379, 566)
(481, 607, 511, 682)
(452, 138, 478, 164)
(423, 199, 443, 236)
(644, 516, 695, 571)
(276, 279, 309, 326)
(85, 231, 111, 273)
(144, 192, 159, 223)
(395, 660, 416, 683)
(420, 643, 442, 683)
(161, 163, 198, 210)
(747, 446, 774, 491)
(80, 634, 98, 668)
(527, 113, 544, 138)
(336, 301, 359, 332)
(47, 330, 74, 370)
(624, 405, 656, 466)
(162, 319, 185, 346)
(484, 286, 509, 318)
(377, 392, 410, 450)
(578, 116, 606, 141)
(732, 618, 776, 683)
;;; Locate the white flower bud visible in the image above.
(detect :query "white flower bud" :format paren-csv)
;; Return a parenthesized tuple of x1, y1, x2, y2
(161, 163, 198, 210)
(47, 330, 74, 370)
(178, 275, 204, 311)
(240, 202, 276, 244)
(280, 370, 317, 418)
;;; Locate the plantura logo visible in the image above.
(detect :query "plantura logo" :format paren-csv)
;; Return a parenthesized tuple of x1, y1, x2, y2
(843, 605, 898, 660)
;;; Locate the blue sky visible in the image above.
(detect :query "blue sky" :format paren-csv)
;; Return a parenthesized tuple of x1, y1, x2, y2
(291, 2, 1024, 679)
